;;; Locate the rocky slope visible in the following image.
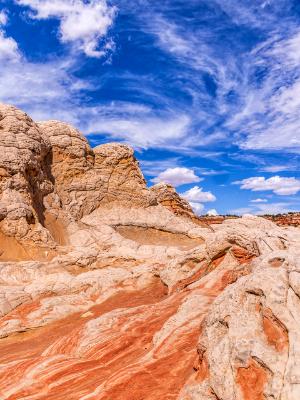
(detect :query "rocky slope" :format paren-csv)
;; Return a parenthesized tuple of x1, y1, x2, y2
(0, 104, 299, 400)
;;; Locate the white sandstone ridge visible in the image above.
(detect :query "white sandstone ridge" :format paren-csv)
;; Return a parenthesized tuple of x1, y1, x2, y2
(0, 103, 300, 400)
(0, 103, 206, 262)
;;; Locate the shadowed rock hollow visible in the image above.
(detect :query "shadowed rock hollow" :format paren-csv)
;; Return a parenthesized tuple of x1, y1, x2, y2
(0, 104, 300, 400)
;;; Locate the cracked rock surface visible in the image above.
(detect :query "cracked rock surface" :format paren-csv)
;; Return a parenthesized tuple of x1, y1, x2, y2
(0, 104, 299, 400)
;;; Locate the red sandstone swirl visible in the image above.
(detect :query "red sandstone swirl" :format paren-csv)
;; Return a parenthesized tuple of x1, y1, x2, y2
(1, 104, 300, 400)
(0, 253, 253, 400)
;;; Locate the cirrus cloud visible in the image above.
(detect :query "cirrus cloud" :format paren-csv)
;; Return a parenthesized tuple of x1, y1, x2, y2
(250, 198, 267, 203)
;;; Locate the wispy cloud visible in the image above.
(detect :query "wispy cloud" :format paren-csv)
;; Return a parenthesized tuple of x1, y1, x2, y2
(0, 10, 8, 25)
(126, 0, 300, 155)
(213, 0, 292, 29)
(140, 157, 181, 177)
(232, 201, 297, 216)
(85, 110, 191, 150)
(251, 198, 267, 203)
(230, 29, 300, 152)
(0, 53, 88, 123)
(260, 165, 298, 173)
(229, 207, 253, 216)
(3, 0, 299, 158)
(0, 6, 114, 122)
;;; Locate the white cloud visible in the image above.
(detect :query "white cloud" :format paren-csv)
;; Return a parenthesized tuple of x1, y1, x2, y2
(235, 176, 300, 196)
(151, 167, 201, 187)
(153, 18, 191, 57)
(0, 11, 8, 25)
(213, 0, 279, 28)
(0, 31, 20, 61)
(140, 3, 300, 155)
(0, 12, 20, 61)
(189, 202, 205, 215)
(86, 113, 190, 150)
(200, 168, 226, 176)
(0, 54, 88, 123)
(0, 10, 85, 121)
(2, 0, 299, 159)
(180, 186, 216, 217)
(181, 185, 216, 202)
(0, 37, 191, 149)
(261, 165, 297, 173)
(207, 209, 218, 216)
(16, 0, 116, 58)
(251, 198, 267, 203)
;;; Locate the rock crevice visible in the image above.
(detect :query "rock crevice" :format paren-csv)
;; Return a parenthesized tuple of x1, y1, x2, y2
(0, 103, 299, 400)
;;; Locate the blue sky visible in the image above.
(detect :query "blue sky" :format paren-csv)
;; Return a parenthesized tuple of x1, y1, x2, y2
(1, 0, 300, 215)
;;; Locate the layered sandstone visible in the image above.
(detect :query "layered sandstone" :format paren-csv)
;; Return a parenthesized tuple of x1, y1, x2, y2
(198, 213, 300, 227)
(0, 103, 299, 400)
(263, 212, 300, 227)
(150, 182, 207, 226)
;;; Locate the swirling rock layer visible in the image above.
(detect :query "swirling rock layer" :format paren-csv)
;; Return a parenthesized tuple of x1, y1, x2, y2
(0, 104, 299, 400)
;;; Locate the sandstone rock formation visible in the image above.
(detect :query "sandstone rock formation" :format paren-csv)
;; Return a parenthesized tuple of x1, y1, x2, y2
(0, 105, 56, 261)
(39, 119, 156, 219)
(263, 212, 300, 227)
(0, 103, 299, 400)
(198, 213, 300, 227)
(150, 182, 207, 226)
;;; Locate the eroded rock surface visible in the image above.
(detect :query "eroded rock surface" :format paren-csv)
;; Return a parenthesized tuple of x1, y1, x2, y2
(179, 223, 300, 400)
(0, 103, 299, 400)
(0, 105, 56, 260)
(263, 212, 300, 227)
(150, 182, 206, 225)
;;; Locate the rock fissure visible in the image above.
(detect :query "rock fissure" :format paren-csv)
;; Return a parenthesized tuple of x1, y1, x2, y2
(0, 104, 299, 400)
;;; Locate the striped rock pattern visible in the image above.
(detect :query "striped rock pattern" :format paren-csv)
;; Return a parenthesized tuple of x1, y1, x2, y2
(0, 104, 299, 399)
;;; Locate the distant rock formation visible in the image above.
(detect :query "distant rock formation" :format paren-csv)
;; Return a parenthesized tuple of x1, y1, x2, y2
(198, 213, 300, 227)
(263, 212, 300, 227)
(0, 103, 300, 400)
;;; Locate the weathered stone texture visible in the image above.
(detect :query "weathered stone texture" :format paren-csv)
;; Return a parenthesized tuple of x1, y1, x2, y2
(0, 104, 299, 400)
